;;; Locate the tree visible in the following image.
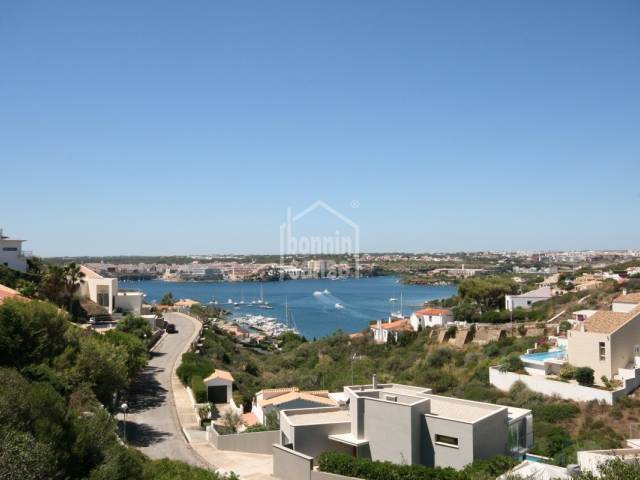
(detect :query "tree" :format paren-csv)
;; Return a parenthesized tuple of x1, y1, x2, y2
(220, 410, 244, 434)
(116, 316, 153, 342)
(74, 336, 129, 405)
(0, 299, 68, 368)
(104, 330, 148, 381)
(160, 292, 175, 306)
(458, 276, 518, 312)
(0, 427, 59, 480)
(452, 299, 481, 323)
(575, 367, 595, 387)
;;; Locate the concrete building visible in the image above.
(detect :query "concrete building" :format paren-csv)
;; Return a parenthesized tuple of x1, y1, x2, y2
(79, 265, 144, 315)
(410, 307, 454, 330)
(0, 229, 29, 272)
(505, 286, 553, 311)
(252, 387, 336, 425)
(203, 369, 234, 404)
(278, 380, 532, 470)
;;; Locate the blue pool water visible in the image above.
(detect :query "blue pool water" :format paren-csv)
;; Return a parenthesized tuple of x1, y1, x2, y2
(521, 348, 567, 362)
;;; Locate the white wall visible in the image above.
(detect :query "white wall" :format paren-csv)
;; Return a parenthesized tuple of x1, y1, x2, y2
(489, 367, 619, 405)
(612, 302, 638, 313)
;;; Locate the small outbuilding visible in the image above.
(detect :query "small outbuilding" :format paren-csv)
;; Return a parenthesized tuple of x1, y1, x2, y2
(203, 369, 234, 404)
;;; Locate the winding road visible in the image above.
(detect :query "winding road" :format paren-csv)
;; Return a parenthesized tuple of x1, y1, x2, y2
(123, 311, 206, 466)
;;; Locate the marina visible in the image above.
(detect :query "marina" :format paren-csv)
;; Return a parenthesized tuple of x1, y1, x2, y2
(128, 276, 457, 338)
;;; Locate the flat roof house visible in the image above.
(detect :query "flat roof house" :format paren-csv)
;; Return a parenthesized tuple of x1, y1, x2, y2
(79, 265, 144, 315)
(278, 379, 532, 470)
(506, 286, 553, 311)
(0, 229, 29, 272)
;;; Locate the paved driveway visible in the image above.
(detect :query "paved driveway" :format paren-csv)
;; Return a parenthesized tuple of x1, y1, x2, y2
(123, 312, 207, 467)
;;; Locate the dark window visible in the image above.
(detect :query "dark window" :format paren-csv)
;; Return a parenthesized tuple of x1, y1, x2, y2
(599, 342, 606, 361)
(435, 434, 459, 447)
(2, 247, 18, 251)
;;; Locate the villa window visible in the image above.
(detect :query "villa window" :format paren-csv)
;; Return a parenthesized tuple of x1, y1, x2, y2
(599, 342, 606, 361)
(435, 434, 459, 447)
(97, 293, 109, 307)
(2, 247, 17, 251)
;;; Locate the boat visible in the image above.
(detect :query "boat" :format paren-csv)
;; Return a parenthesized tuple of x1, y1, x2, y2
(323, 289, 330, 294)
(313, 290, 323, 296)
(227, 298, 234, 304)
(335, 303, 344, 310)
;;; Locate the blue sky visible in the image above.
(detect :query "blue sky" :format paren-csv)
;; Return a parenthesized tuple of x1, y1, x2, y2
(1, 1, 638, 256)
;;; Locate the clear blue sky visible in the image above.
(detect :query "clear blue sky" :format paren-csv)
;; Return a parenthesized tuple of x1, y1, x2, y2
(1, 1, 638, 256)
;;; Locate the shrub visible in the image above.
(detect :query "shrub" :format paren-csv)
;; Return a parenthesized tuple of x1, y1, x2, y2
(426, 348, 453, 368)
(191, 376, 207, 403)
(559, 364, 576, 380)
(176, 352, 214, 385)
(574, 367, 595, 387)
(499, 353, 524, 373)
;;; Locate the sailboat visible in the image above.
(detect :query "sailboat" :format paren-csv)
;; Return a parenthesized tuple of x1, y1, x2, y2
(239, 288, 245, 305)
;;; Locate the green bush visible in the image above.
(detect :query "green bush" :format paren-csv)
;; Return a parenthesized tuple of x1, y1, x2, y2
(559, 364, 576, 380)
(176, 352, 214, 385)
(426, 348, 453, 368)
(574, 367, 594, 387)
(318, 452, 517, 480)
(190, 376, 207, 403)
(499, 353, 524, 373)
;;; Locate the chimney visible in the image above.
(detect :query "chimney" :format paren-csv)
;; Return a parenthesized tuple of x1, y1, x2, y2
(372, 374, 378, 389)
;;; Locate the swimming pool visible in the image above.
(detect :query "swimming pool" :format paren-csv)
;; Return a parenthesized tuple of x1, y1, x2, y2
(521, 348, 567, 362)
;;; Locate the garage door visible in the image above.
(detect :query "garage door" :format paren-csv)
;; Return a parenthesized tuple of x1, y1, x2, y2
(207, 386, 227, 403)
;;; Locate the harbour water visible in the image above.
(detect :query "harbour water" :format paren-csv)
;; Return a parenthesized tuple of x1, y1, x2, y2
(126, 276, 457, 338)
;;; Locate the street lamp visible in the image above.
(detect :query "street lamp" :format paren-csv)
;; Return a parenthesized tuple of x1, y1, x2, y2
(121, 402, 129, 443)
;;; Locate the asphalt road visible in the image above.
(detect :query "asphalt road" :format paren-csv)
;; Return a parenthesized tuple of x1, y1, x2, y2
(123, 311, 206, 466)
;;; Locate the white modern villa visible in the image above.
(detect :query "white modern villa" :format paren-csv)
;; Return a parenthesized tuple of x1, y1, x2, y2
(0, 229, 29, 272)
(505, 286, 554, 311)
(491, 291, 640, 404)
(79, 265, 144, 315)
(278, 378, 533, 470)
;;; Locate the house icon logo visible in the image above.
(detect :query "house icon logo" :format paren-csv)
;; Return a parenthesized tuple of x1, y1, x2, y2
(279, 200, 360, 278)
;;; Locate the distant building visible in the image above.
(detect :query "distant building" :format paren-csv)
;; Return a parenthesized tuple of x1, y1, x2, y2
(0, 229, 29, 272)
(306, 259, 336, 276)
(505, 286, 553, 311)
(410, 307, 454, 330)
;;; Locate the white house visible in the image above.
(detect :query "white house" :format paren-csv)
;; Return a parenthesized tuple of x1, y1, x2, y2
(410, 307, 454, 330)
(505, 286, 553, 311)
(78, 265, 144, 315)
(203, 369, 234, 404)
(0, 229, 29, 272)
(370, 317, 414, 344)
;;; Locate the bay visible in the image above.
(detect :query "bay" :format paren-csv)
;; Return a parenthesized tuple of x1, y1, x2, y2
(124, 276, 457, 339)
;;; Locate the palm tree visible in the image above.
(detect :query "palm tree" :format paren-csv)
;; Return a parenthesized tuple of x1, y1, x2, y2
(39, 263, 85, 310)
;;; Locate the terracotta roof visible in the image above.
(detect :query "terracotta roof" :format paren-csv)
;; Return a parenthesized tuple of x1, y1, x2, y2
(614, 293, 640, 304)
(415, 308, 452, 316)
(241, 412, 260, 427)
(204, 369, 234, 383)
(370, 319, 413, 331)
(0, 284, 25, 305)
(258, 390, 336, 408)
(582, 306, 640, 334)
